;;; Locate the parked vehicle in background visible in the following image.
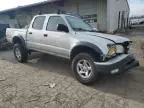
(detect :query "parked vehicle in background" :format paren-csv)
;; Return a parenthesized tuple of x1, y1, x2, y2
(0, 24, 12, 49)
(6, 14, 139, 84)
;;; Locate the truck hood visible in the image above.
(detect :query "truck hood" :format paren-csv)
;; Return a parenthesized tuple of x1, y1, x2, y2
(79, 32, 130, 43)
(75, 32, 131, 55)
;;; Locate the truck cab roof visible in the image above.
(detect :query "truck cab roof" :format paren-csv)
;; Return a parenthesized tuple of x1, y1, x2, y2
(34, 13, 80, 18)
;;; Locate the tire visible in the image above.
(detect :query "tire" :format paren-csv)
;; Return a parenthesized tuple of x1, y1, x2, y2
(72, 53, 99, 84)
(13, 43, 28, 63)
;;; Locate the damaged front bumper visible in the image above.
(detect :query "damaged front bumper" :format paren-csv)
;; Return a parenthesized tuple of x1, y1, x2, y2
(94, 54, 139, 74)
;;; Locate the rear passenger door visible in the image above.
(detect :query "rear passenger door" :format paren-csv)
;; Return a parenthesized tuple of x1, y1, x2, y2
(27, 16, 46, 50)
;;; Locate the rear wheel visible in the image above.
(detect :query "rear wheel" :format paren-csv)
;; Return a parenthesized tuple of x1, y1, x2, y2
(72, 53, 99, 84)
(13, 43, 28, 63)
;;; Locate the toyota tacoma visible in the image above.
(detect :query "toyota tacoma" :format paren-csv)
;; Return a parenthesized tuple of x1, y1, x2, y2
(6, 14, 139, 84)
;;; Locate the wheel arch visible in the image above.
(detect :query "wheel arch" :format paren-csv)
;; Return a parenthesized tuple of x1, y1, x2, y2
(12, 36, 26, 48)
(70, 42, 103, 61)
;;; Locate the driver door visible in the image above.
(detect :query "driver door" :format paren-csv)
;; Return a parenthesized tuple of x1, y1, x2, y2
(43, 16, 71, 58)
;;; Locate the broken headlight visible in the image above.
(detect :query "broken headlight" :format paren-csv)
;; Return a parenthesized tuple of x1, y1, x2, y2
(107, 44, 117, 56)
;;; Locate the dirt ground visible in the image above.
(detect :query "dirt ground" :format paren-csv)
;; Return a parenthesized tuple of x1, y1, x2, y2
(0, 28, 144, 108)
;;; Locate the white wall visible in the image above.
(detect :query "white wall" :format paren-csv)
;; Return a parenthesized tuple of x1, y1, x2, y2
(107, 0, 130, 32)
(63, 0, 107, 31)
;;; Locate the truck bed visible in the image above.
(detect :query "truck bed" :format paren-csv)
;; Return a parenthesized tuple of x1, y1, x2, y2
(6, 28, 27, 43)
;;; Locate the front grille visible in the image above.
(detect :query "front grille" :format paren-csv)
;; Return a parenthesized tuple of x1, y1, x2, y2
(116, 41, 132, 54)
(123, 41, 131, 54)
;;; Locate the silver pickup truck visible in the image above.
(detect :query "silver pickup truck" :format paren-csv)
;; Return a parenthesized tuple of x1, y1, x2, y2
(6, 14, 139, 84)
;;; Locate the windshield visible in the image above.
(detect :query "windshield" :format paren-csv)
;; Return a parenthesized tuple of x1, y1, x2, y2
(66, 16, 94, 32)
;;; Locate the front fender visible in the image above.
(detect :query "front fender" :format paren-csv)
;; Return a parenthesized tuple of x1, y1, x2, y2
(73, 42, 103, 55)
(70, 42, 104, 60)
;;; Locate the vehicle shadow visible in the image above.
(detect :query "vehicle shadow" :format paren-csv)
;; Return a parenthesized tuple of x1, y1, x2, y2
(0, 49, 17, 63)
(27, 52, 74, 78)
(93, 67, 144, 104)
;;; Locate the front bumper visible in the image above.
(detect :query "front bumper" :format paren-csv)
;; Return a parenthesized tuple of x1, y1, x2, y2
(94, 54, 139, 74)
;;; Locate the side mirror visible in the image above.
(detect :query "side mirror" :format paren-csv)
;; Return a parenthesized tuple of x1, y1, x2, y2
(57, 24, 69, 33)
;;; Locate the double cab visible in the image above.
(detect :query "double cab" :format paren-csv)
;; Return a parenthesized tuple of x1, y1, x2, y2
(6, 14, 139, 84)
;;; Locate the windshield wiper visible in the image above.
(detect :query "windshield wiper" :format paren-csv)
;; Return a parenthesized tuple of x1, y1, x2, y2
(73, 28, 96, 32)
(88, 30, 97, 32)
(72, 28, 88, 31)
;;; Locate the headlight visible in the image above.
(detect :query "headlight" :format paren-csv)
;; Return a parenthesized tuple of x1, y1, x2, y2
(116, 45, 124, 53)
(107, 44, 117, 56)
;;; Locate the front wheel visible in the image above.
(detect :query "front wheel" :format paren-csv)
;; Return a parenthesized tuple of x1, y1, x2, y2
(72, 53, 99, 84)
(13, 43, 28, 63)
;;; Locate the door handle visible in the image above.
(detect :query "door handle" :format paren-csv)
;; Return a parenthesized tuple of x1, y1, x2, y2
(44, 34, 48, 37)
(29, 32, 32, 34)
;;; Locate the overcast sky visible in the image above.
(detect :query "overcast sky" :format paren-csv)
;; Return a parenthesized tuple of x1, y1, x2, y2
(0, 0, 143, 16)
(129, 0, 144, 16)
(0, 0, 47, 11)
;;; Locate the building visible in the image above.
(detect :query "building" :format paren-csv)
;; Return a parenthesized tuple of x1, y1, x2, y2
(0, 0, 130, 33)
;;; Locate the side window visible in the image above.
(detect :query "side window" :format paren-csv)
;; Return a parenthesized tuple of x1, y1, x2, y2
(32, 16, 46, 30)
(47, 16, 67, 31)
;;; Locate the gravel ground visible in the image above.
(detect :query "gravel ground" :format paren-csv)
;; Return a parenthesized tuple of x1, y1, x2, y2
(0, 28, 144, 108)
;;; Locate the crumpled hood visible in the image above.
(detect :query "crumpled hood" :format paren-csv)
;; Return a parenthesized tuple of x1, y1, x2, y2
(75, 32, 130, 54)
(82, 32, 130, 43)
